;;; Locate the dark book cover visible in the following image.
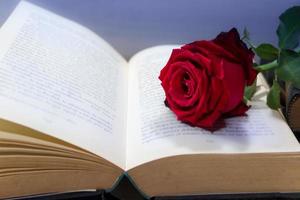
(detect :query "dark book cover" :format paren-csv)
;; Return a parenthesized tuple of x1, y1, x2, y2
(285, 84, 300, 138)
(13, 177, 300, 200)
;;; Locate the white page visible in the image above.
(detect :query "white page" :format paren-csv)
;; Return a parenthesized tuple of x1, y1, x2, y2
(0, 1, 128, 168)
(126, 45, 300, 169)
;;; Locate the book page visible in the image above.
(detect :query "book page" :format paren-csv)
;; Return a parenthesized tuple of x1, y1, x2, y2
(0, 2, 128, 168)
(126, 45, 300, 170)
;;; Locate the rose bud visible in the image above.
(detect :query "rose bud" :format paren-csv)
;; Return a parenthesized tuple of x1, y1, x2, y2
(159, 28, 258, 130)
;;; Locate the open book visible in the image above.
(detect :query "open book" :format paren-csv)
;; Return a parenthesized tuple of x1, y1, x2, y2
(1, 1, 300, 199)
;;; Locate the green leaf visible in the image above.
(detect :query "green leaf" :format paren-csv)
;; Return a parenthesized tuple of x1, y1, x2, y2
(267, 80, 281, 110)
(244, 79, 257, 102)
(277, 6, 300, 49)
(255, 43, 279, 61)
(276, 50, 300, 88)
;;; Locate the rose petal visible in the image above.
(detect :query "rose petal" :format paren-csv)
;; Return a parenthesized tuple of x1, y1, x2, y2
(173, 49, 211, 70)
(167, 61, 201, 108)
(221, 59, 245, 112)
(213, 28, 257, 85)
(183, 41, 239, 63)
(195, 109, 223, 128)
(207, 77, 227, 112)
(225, 102, 249, 117)
(159, 49, 182, 83)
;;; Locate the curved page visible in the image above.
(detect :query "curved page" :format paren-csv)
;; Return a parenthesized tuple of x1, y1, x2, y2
(126, 45, 300, 170)
(0, 2, 128, 169)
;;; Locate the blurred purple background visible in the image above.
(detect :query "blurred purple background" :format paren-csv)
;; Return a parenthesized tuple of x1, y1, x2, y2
(0, 0, 299, 59)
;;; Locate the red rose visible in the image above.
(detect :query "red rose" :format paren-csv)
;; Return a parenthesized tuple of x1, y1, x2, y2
(159, 28, 257, 130)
